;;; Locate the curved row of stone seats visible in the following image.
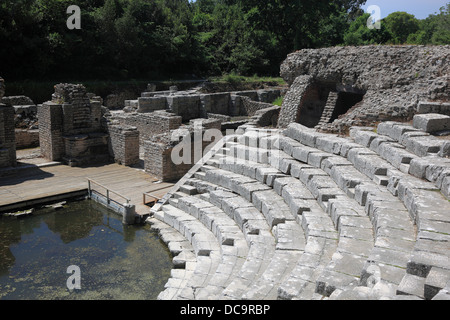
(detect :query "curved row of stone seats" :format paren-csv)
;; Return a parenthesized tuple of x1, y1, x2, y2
(234, 130, 390, 297)
(178, 180, 271, 299)
(193, 161, 307, 300)
(158, 183, 269, 300)
(211, 127, 420, 298)
(283, 122, 449, 299)
(375, 116, 450, 200)
(168, 193, 251, 300)
(212, 131, 379, 298)
(153, 201, 223, 300)
(202, 188, 293, 300)
(154, 149, 304, 301)
(350, 124, 450, 199)
(147, 217, 198, 300)
(201, 150, 332, 300)
(202, 150, 340, 300)
(150, 120, 448, 300)
(341, 122, 449, 298)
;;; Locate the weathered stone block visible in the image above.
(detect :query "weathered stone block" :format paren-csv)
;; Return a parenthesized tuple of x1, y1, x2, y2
(137, 96, 167, 113)
(413, 113, 450, 133)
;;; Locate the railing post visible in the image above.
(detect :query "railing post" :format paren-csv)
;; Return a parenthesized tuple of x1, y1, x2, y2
(88, 180, 91, 199)
(107, 189, 110, 205)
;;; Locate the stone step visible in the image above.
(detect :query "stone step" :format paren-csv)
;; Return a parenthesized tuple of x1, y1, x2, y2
(184, 180, 299, 300)
(242, 250, 303, 300)
(281, 122, 450, 299)
(161, 204, 221, 257)
(263, 132, 417, 295)
(171, 194, 266, 300)
(278, 127, 420, 291)
(277, 235, 338, 300)
(147, 217, 198, 300)
(228, 137, 378, 296)
(192, 159, 314, 300)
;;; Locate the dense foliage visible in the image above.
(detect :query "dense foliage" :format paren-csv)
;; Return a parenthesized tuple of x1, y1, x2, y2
(0, 0, 448, 81)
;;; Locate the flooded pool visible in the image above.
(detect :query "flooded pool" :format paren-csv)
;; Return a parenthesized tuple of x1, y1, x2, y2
(0, 199, 173, 300)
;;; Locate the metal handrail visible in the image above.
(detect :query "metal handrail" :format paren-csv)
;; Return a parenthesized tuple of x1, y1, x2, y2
(143, 192, 162, 207)
(142, 185, 172, 206)
(87, 179, 130, 204)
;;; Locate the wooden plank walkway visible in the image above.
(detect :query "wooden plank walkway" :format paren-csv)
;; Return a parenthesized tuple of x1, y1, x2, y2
(0, 163, 174, 216)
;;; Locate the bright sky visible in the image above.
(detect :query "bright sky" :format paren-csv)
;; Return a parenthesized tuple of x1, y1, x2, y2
(361, 0, 448, 19)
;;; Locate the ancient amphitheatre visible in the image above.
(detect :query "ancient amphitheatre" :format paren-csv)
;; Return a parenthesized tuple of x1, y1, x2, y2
(0, 45, 449, 300)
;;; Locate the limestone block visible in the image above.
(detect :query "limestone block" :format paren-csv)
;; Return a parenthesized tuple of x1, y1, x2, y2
(390, 124, 421, 142)
(350, 129, 379, 148)
(315, 136, 346, 155)
(440, 141, 450, 157)
(292, 144, 320, 163)
(407, 251, 450, 278)
(377, 121, 402, 137)
(137, 96, 167, 113)
(442, 175, 450, 199)
(308, 152, 332, 168)
(378, 142, 417, 167)
(413, 113, 450, 133)
(417, 102, 450, 116)
(283, 122, 310, 142)
(396, 274, 425, 298)
(403, 135, 444, 156)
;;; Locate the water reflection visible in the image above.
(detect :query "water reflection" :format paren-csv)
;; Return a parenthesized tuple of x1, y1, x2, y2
(0, 200, 172, 300)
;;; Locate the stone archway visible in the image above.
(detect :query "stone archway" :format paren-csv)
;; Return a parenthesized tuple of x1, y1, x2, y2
(277, 75, 366, 129)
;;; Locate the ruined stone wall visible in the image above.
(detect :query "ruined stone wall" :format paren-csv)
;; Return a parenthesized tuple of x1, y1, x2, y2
(110, 111, 182, 145)
(278, 45, 450, 133)
(137, 97, 167, 113)
(200, 92, 231, 115)
(144, 139, 194, 182)
(144, 119, 222, 182)
(0, 104, 16, 167)
(241, 96, 275, 117)
(15, 129, 39, 149)
(107, 125, 140, 166)
(128, 88, 283, 119)
(250, 106, 281, 127)
(166, 95, 203, 121)
(37, 102, 64, 161)
(0, 77, 17, 168)
(38, 84, 109, 165)
(277, 75, 315, 128)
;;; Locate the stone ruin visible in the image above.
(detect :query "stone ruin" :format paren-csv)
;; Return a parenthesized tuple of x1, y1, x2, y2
(3, 95, 40, 150)
(278, 45, 450, 133)
(144, 45, 450, 301)
(37, 83, 139, 167)
(1, 44, 450, 300)
(0, 77, 284, 183)
(108, 84, 286, 181)
(0, 77, 17, 168)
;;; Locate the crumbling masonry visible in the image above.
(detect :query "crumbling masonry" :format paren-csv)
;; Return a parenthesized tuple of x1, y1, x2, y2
(278, 45, 449, 133)
(0, 77, 17, 168)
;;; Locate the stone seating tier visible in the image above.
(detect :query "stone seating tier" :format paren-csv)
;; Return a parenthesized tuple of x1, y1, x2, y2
(148, 120, 450, 300)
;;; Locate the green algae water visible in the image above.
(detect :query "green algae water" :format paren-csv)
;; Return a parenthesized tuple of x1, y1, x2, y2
(0, 199, 172, 300)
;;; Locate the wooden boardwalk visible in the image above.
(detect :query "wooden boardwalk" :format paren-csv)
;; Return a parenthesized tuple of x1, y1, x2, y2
(0, 162, 174, 216)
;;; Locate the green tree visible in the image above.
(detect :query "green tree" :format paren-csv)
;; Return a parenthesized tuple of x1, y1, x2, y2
(384, 11, 420, 44)
(343, 13, 391, 45)
(0, 0, 49, 79)
(431, 3, 450, 44)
